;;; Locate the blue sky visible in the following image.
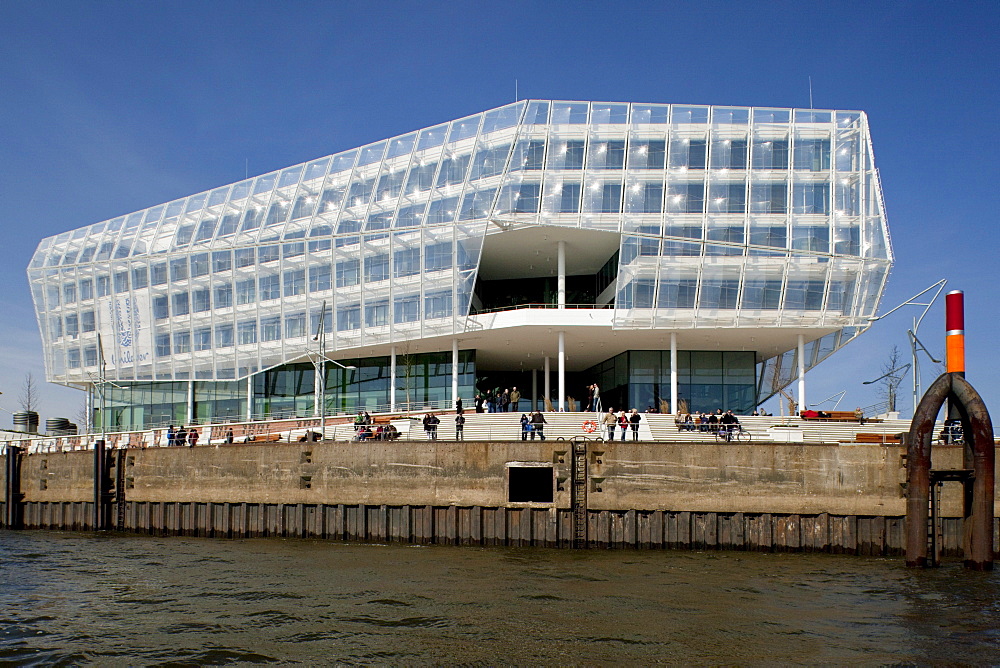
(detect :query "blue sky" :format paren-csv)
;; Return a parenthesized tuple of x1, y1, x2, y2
(1, 0, 998, 425)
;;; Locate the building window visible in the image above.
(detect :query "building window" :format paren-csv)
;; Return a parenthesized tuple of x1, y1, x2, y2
(364, 254, 390, 283)
(309, 266, 331, 293)
(669, 138, 707, 170)
(708, 183, 746, 214)
(284, 313, 306, 339)
(404, 162, 437, 194)
(394, 248, 421, 277)
(394, 295, 420, 323)
(190, 253, 209, 277)
(150, 263, 167, 286)
(510, 139, 545, 171)
(666, 183, 704, 214)
(261, 316, 281, 342)
(212, 251, 232, 272)
(657, 279, 698, 308)
(259, 275, 280, 301)
(283, 269, 305, 296)
(426, 197, 459, 225)
(628, 140, 666, 170)
(96, 275, 111, 297)
(470, 143, 511, 180)
(156, 334, 171, 358)
(67, 348, 81, 369)
(459, 188, 497, 221)
(752, 138, 789, 169)
(194, 328, 212, 351)
(436, 155, 471, 187)
(588, 140, 626, 170)
(192, 289, 211, 312)
(214, 283, 233, 309)
(216, 324, 236, 349)
(83, 346, 98, 367)
(337, 305, 361, 331)
(153, 296, 169, 320)
(172, 292, 189, 316)
(173, 331, 191, 354)
(792, 183, 830, 215)
(750, 183, 787, 214)
(236, 279, 256, 305)
(79, 278, 94, 300)
(64, 314, 79, 337)
(741, 280, 782, 310)
(258, 245, 279, 264)
(63, 282, 77, 304)
(235, 248, 255, 268)
(627, 182, 662, 214)
(365, 300, 389, 327)
(793, 139, 831, 171)
(238, 320, 257, 345)
(710, 138, 748, 170)
(336, 259, 360, 287)
(395, 204, 424, 228)
(81, 310, 95, 332)
(424, 291, 452, 319)
(547, 140, 585, 170)
(585, 181, 623, 214)
(424, 243, 453, 272)
(170, 259, 188, 282)
(132, 266, 148, 290)
(113, 271, 129, 293)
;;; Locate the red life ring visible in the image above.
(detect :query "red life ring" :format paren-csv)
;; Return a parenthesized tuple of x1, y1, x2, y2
(582, 420, 598, 433)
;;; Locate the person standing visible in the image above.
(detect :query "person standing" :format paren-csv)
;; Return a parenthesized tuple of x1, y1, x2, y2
(510, 387, 521, 412)
(455, 397, 463, 414)
(500, 388, 510, 413)
(530, 410, 547, 440)
(586, 384, 595, 412)
(175, 425, 187, 447)
(617, 410, 628, 442)
(455, 412, 465, 441)
(520, 413, 530, 441)
(629, 409, 642, 441)
(166, 425, 176, 447)
(592, 383, 601, 413)
(187, 428, 199, 447)
(603, 408, 617, 441)
(224, 427, 234, 444)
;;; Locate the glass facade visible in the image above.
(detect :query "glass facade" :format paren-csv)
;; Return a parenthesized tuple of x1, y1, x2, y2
(586, 350, 756, 415)
(29, 101, 892, 425)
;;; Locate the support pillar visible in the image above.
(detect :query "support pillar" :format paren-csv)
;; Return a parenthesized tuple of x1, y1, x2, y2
(186, 380, 195, 425)
(532, 368, 538, 412)
(4, 444, 23, 530)
(544, 356, 551, 410)
(390, 346, 397, 412)
(557, 240, 566, 309)
(558, 331, 566, 412)
(313, 361, 323, 417)
(452, 338, 459, 408)
(670, 332, 678, 415)
(246, 373, 254, 421)
(797, 335, 806, 413)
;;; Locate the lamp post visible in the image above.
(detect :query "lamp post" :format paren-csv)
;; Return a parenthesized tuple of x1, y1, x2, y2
(866, 279, 946, 414)
(312, 300, 355, 440)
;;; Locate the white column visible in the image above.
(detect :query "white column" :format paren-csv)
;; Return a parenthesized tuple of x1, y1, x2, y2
(85, 387, 93, 434)
(390, 346, 397, 412)
(313, 361, 322, 417)
(558, 331, 566, 412)
(246, 373, 253, 421)
(452, 338, 459, 408)
(544, 356, 550, 410)
(186, 380, 194, 425)
(532, 368, 538, 412)
(797, 334, 806, 412)
(670, 332, 678, 415)
(557, 240, 566, 309)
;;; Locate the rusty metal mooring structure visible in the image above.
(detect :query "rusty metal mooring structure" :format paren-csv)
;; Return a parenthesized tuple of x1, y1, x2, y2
(905, 291, 994, 569)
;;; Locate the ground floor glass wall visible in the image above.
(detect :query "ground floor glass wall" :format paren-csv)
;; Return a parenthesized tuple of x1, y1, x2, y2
(584, 350, 756, 415)
(93, 351, 476, 431)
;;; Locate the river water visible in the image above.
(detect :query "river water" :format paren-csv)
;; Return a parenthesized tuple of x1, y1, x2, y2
(2, 531, 999, 665)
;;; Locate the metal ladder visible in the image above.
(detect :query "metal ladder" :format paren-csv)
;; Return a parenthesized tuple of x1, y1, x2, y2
(571, 440, 588, 548)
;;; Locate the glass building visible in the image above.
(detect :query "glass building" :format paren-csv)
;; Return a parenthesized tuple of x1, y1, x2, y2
(28, 101, 892, 430)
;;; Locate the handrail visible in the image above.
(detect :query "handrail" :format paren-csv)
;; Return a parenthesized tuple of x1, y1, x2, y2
(470, 303, 614, 315)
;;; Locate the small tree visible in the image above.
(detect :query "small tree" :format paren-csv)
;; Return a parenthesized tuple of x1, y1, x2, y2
(18, 372, 40, 413)
(879, 345, 908, 413)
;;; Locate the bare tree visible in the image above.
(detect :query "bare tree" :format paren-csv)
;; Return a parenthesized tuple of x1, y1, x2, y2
(878, 345, 909, 413)
(18, 372, 40, 413)
(75, 399, 91, 433)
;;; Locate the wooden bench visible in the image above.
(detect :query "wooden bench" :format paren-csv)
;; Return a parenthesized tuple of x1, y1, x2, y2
(801, 410, 882, 423)
(844, 432, 902, 444)
(248, 433, 282, 443)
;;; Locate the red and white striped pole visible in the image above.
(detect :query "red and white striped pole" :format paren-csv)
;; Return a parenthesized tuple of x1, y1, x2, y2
(945, 290, 965, 377)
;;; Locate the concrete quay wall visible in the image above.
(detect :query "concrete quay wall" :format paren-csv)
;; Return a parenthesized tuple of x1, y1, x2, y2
(3, 440, 998, 556)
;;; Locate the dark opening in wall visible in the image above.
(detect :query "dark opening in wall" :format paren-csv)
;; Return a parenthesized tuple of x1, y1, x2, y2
(508, 466, 554, 503)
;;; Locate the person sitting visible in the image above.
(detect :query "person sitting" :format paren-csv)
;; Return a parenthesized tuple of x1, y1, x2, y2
(384, 424, 399, 441)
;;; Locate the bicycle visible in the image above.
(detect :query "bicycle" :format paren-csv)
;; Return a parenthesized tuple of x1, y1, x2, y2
(715, 425, 752, 443)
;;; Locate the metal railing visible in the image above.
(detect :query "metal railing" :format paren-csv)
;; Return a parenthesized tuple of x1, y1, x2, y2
(469, 302, 614, 315)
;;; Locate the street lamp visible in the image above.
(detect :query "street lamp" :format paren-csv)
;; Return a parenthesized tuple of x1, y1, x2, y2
(311, 300, 355, 440)
(867, 279, 946, 414)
